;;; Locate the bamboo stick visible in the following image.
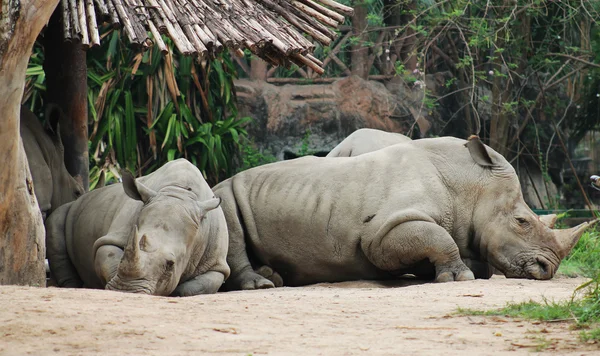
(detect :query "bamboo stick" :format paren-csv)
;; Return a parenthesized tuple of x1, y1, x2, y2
(78, 0, 90, 48)
(85, 0, 101, 46)
(313, 0, 353, 16)
(291, 0, 339, 28)
(94, 0, 109, 18)
(68, 0, 81, 38)
(148, 21, 168, 53)
(306, 53, 323, 67)
(61, 0, 73, 40)
(284, 0, 337, 40)
(193, 24, 214, 48)
(292, 52, 324, 75)
(110, 0, 138, 43)
(295, 0, 344, 23)
(255, 0, 331, 45)
(105, 0, 120, 27)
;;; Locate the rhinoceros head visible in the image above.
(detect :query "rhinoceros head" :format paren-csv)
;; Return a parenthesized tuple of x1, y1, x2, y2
(465, 137, 595, 279)
(105, 170, 221, 295)
(45, 105, 85, 213)
(465, 136, 595, 280)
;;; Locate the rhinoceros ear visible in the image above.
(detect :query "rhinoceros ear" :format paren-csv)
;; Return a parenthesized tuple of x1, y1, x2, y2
(45, 104, 66, 152)
(198, 197, 221, 215)
(539, 214, 558, 229)
(121, 170, 157, 204)
(96, 170, 106, 189)
(464, 135, 494, 167)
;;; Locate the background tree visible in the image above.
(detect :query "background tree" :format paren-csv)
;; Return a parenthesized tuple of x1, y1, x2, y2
(0, 0, 59, 286)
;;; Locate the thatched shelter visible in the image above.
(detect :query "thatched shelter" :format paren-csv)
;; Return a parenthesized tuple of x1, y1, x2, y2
(0, 0, 352, 285)
(56, 0, 353, 73)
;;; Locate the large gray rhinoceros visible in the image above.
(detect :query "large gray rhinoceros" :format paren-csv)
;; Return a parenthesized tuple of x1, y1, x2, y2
(46, 159, 230, 296)
(20, 105, 85, 220)
(214, 136, 593, 290)
(326, 128, 412, 157)
(326, 128, 561, 279)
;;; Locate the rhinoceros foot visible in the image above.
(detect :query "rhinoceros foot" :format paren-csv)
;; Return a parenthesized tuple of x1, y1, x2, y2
(255, 265, 283, 287)
(230, 270, 275, 290)
(435, 261, 475, 283)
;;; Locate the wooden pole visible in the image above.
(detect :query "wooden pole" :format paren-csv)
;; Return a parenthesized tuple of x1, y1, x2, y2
(43, 9, 90, 191)
(0, 0, 60, 286)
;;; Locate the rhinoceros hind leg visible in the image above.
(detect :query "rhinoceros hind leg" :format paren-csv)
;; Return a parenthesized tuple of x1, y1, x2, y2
(362, 220, 474, 283)
(171, 270, 225, 297)
(224, 270, 275, 291)
(255, 265, 283, 287)
(435, 267, 475, 283)
(45, 203, 83, 288)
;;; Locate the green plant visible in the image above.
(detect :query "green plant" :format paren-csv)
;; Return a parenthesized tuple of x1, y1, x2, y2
(25, 27, 250, 186)
(458, 229, 600, 344)
(559, 229, 600, 277)
(298, 130, 314, 157)
(238, 139, 277, 171)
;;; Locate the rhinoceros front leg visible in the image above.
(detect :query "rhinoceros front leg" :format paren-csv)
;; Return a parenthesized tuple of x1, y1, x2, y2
(218, 185, 274, 291)
(462, 258, 495, 279)
(46, 203, 83, 288)
(255, 265, 284, 287)
(94, 245, 123, 286)
(363, 219, 474, 282)
(171, 271, 225, 297)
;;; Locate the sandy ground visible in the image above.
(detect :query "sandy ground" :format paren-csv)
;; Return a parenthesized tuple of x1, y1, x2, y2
(1, 275, 599, 356)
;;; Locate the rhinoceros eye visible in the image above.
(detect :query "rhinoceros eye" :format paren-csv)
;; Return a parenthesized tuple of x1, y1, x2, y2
(516, 217, 529, 226)
(165, 259, 175, 270)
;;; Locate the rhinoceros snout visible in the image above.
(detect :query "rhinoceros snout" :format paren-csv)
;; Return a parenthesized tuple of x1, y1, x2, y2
(105, 278, 154, 295)
(528, 257, 554, 280)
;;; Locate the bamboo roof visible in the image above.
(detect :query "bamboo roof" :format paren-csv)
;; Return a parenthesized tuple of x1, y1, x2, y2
(58, 0, 354, 74)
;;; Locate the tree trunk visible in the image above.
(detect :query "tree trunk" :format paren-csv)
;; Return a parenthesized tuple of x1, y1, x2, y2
(351, 1, 369, 79)
(250, 58, 268, 81)
(489, 35, 511, 158)
(0, 0, 60, 286)
(43, 9, 89, 191)
(400, 0, 417, 72)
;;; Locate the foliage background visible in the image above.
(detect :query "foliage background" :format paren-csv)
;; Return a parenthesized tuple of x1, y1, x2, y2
(24, 28, 251, 188)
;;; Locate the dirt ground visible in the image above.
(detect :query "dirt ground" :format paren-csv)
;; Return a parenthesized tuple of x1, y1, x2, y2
(1, 275, 599, 356)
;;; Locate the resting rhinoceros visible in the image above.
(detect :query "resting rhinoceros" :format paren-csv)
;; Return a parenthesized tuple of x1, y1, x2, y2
(214, 136, 593, 290)
(326, 128, 412, 157)
(326, 128, 560, 279)
(46, 159, 230, 296)
(20, 105, 84, 220)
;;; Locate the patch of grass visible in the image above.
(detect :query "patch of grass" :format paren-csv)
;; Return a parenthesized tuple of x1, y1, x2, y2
(458, 228, 600, 343)
(457, 299, 573, 321)
(558, 230, 600, 278)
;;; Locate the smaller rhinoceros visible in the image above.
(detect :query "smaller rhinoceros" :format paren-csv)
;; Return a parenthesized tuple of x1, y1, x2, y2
(20, 105, 84, 220)
(46, 159, 230, 296)
(326, 128, 412, 157)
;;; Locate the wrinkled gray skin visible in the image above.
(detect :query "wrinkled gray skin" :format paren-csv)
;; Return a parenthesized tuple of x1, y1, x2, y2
(326, 128, 412, 157)
(20, 105, 85, 220)
(214, 137, 592, 290)
(46, 159, 230, 296)
(325, 128, 562, 280)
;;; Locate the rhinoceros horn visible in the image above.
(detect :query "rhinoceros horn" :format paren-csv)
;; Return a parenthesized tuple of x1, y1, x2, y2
(124, 225, 142, 264)
(539, 214, 557, 229)
(554, 219, 598, 259)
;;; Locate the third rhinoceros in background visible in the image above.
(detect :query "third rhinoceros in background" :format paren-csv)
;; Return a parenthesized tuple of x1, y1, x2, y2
(20, 105, 84, 220)
(46, 159, 229, 296)
(326, 128, 412, 157)
(214, 135, 593, 290)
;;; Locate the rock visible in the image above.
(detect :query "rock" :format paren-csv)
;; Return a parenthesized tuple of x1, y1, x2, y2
(235, 76, 420, 160)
